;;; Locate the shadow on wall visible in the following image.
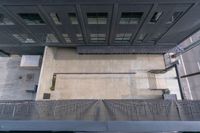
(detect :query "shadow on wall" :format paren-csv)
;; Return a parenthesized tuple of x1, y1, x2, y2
(53, 47, 141, 60)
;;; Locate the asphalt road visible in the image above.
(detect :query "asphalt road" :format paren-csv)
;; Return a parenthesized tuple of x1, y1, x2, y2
(179, 44, 200, 99)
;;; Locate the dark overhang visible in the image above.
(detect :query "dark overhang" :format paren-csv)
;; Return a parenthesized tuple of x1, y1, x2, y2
(0, 0, 200, 54)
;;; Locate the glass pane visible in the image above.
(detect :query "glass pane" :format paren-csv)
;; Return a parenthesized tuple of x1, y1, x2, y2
(62, 34, 71, 43)
(115, 38, 123, 40)
(76, 34, 83, 41)
(90, 33, 106, 42)
(68, 13, 78, 24)
(115, 33, 132, 42)
(121, 12, 143, 18)
(90, 34, 98, 37)
(166, 11, 183, 24)
(129, 18, 140, 24)
(123, 37, 131, 41)
(88, 18, 97, 24)
(124, 33, 132, 37)
(119, 18, 129, 24)
(62, 34, 69, 37)
(98, 13, 108, 18)
(97, 18, 107, 24)
(91, 38, 98, 41)
(46, 34, 59, 43)
(87, 13, 108, 24)
(78, 38, 83, 41)
(98, 34, 106, 37)
(149, 33, 161, 41)
(65, 38, 71, 43)
(120, 12, 143, 24)
(116, 34, 124, 37)
(98, 38, 105, 40)
(0, 14, 14, 25)
(138, 33, 147, 41)
(76, 34, 82, 37)
(13, 34, 35, 43)
(149, 12, 163, 24)
(18, 13, 45, 25)
(115, 40, 127, 43)
(50, 13, 62, 25)
(87, 13, 97, 18)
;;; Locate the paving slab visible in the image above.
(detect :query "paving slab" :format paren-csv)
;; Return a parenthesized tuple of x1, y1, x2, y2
(36, 47, 180, 100)
(0, 56, 40, 100)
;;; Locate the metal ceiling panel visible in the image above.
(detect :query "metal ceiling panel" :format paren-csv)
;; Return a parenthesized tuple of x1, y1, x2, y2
(80, 4, 113, 44)
(134, 4, 191, 45)
(113, 4, 152, 45)
(0, 0, 199, 54)
(43, 5, 84, 45)
(5, 5, 62, 44)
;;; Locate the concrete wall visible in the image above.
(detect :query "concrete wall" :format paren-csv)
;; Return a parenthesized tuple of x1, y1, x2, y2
(36, 47, 166, 100)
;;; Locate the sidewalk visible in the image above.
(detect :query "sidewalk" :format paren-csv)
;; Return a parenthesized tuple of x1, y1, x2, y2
(0, 56, 40, 100)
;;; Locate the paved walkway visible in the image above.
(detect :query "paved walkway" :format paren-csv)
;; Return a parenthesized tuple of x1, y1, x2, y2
(178, 45, 200, 100)
(0, 56, 40, 100)
(36, 47, 181, 100)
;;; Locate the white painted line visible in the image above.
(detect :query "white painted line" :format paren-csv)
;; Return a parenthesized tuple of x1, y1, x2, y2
(197, 62, 200, 71)
(189, 37, 193, 43)
(180, 55, 193, 100)
(180, 55, 187, 75)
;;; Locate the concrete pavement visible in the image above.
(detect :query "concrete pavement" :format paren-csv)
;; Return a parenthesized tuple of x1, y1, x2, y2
(179, 44, 200, 99)
(0, 56, 40, 100)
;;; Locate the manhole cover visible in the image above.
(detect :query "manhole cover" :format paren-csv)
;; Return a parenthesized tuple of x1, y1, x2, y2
(26, 73, 34, 81)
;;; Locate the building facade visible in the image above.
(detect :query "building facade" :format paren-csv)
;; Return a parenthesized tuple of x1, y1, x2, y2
(0, 0, 200, 54)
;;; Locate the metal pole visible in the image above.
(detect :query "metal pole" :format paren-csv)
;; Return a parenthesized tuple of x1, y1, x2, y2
(181, 71, 200, 78)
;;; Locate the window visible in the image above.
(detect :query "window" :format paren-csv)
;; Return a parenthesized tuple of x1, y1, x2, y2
(149, 33, 161, 41)
(46, 34, 59, 43)
(149, 12, 163, 24)
(0, 14, 14, 25)
(18, 13, 45, 25)
(87, 13, 108, 24)
(76, 33, 83, 41)
(68, 13, 78, 24)
(120, 12, 143, 24)
(90, 34, 106, 42)
(166, 11, 183, 24)
(50, 13, 62, 25)
(115, 33, 132, 42)
(62, 34, 72, 43)
(137, 33, 147, 42)
(13, 34, 35, 43)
